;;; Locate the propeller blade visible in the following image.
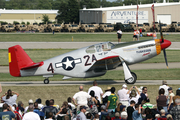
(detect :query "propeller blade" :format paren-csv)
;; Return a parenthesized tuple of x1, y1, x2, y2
(159, 20, 164, 43)
(163, 49, 169, 69)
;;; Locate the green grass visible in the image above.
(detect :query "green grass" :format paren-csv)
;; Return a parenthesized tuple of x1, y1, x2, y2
(0, 33, 179, 42)
(1, 68, 180, 81)
(1, 49, 180, 66)
(1, 84, 180, 107)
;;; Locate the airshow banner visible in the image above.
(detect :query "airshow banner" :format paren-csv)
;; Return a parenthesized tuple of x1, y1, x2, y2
(107, 11, 148, 24)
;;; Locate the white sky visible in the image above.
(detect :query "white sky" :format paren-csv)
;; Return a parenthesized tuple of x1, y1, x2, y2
(106, 0, 117, 2)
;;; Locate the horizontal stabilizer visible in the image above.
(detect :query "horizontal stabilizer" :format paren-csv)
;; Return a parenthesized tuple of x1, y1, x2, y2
(21, 61, 44, 70)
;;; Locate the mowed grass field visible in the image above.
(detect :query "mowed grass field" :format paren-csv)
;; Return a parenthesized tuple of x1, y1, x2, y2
(0, 33, 179, 42)
(1, 85, 180, 108)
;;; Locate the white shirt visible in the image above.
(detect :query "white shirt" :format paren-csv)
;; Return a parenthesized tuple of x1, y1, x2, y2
(76, 112, 86, 120)
(24, 106, 29, 113)
(2, 95, 17, 106)
(159, 85, 169, 96)
(167, 93, 175, 104)
(88, 86, 103, 103)
(102, 91, 111, 98)
(68, 102, 75, 110)
(117, 88, 129, 101)
(73, 91, 91, 105)
(117, 30, 122, 34)
(22, 112, 40, 120)
(38, 103, 43, 109)
(127, 94, 140, 106)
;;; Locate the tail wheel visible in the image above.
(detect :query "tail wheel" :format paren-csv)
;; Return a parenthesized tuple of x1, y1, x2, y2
(125, 72, 137, 84)
(44, 78, 49, 84)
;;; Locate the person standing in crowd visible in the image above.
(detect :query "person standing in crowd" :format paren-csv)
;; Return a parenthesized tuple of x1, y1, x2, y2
(24, 99, 34, 113)
(117, 29, 122, 43)
(106, 87, 118, 113)
(102, 87, 111, 105)
(117, 84, 129, 108)
(23, 105, 40, 120)
(173, 88, 180, 107)
(127, 86, 140, 105)
(76, 106, 87, 120)
(121, 111, 128, 120)
(88, 81, 103, 103)
(1, 89, 19, 106)
(127, 100, 135, 120)
(42, 100, 58, 119)
(159, 80, 169, 97)
(73, 85, 90, 111)
(170, 98, 180, 120)
(88, 90, 98, 115)
(138, 87, 148, 105)
(136, 29, 140, 41)
(132, 104, 142, 120)
(152, 30, 157, 39)
(133, 30, 137, 41)
(156, 88, 168, 113)
(167, 87, 174, 112)
(67, 97, 75, 110)
(0, 103, 15, 120)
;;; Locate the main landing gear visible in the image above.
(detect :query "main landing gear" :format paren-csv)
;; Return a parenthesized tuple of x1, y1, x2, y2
(120, 57, 137, 84)
(44, 78, 49, 84)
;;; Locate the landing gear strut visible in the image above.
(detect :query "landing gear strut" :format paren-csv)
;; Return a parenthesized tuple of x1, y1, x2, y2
(119, 57, 137, 84)
(44, 78, 49, 84)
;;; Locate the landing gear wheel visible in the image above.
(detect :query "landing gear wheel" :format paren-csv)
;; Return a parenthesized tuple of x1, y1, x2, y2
(44, 78, 49, 84)
(125, 72, 137, 84)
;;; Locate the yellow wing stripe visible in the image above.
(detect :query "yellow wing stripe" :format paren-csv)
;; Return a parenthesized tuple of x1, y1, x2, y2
(8, 52, 11, 63)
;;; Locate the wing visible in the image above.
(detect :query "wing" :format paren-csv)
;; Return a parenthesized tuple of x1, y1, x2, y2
(86, 55, 121, 72)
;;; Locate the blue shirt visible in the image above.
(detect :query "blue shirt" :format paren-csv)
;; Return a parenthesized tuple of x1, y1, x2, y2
(0, 111, 15, 120)
(132, 110, 142, 120)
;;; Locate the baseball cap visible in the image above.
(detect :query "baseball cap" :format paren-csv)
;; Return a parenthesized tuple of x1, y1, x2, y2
(162, 80, 167, 85)
(28, 99, 33, 104)
(166, 114, 172, 119)
(155, 114, 160, 117)
(160, 109, 165, 113)
(121, 111, 127, 116)
(115, 112, 120, 117)
(122, 84, 127, 88)
(80, 106, 87, 110)
(120, 105, 126, 111)
(168, 87, 172, 90)
(106, 87, 111, 90)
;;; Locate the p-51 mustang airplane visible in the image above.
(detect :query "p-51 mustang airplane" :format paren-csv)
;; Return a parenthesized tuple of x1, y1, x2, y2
(8, 24, 171, 84)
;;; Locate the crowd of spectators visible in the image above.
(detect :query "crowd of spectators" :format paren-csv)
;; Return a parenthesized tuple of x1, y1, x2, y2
(0, 81, 180, 120)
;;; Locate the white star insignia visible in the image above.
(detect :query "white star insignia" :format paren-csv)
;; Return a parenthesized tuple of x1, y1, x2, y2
(63, 57, 73, 69)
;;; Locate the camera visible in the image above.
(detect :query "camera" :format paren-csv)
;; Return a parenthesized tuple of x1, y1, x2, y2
(133, 86, 135, 88)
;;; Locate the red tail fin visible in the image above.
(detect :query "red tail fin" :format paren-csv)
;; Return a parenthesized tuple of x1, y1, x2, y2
(8, 45, 43, 77)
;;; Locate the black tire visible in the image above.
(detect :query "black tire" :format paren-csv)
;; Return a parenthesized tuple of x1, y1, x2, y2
(125, 72, 137, 84)
(44, 79, 49, 84)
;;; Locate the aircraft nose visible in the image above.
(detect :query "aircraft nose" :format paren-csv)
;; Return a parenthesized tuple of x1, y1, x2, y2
(160, 39, 171, 50)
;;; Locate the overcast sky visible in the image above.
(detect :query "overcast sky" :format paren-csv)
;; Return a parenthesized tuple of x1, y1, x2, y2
(106, 0, 117, 2)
